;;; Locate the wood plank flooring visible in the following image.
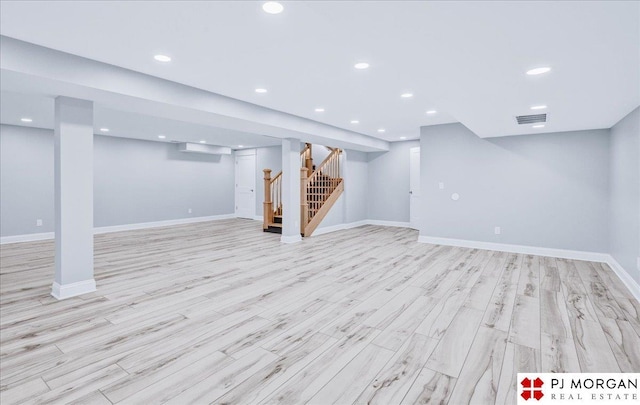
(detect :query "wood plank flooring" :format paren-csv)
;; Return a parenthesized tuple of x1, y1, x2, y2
(1, 219, 639, 404)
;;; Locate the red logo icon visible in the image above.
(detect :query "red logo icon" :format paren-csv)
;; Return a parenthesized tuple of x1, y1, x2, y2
(521, 377, 544, 401)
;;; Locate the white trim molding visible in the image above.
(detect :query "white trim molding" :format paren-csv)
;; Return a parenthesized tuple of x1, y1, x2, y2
(605, 256, 640, 302)
(311, 220, 402, 237)
(418, 234, 640, 301)
(417, 235, 610, 262)
(1, 214, 237, 244)
(51, 279, 96, 300)
(280, 234, 302, 244)
(93, 214, 236, 234)
(366, 220, 412, 228)
(0, 232, 54, 244)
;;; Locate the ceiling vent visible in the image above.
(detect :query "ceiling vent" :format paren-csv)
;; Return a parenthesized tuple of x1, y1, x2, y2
(515, 113, 547, 125)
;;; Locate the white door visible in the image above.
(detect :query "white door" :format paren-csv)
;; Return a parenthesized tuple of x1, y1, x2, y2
(235, 153, 256, 219)
(409, 147, 421, 229)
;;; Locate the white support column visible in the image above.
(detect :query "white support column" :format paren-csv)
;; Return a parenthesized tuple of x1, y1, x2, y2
(281, 138, 302, 243)
(52, 97, 96, 299)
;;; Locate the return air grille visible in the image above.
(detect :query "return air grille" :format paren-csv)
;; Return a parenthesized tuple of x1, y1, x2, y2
(515, 114, 547, 125)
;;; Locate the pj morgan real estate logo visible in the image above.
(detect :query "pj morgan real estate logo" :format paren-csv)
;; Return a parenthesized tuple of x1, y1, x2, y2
(517, 373, 639, 404)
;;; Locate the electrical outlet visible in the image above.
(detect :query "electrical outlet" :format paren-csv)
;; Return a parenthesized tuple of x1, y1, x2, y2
(36, 219, 43, 227)
(438, 182, 444, 190)
(188, 208, 192, 214)
(494, 226, 501, 235)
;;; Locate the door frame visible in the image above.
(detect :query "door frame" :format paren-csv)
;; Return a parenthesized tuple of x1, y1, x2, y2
(234, 149, 256, 219)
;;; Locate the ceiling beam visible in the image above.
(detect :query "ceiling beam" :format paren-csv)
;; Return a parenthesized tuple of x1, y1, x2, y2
(0, 36, 389, 152)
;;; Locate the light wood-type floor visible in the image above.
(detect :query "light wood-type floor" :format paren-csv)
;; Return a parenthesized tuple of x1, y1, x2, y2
(1, 220, 639, 405)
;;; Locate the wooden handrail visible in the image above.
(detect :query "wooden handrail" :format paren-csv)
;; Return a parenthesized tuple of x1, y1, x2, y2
(300, 167, 309, 234)
(271, 172, 282, 217)
(302, 148, 342, 233)
(264, 143, 341, 234)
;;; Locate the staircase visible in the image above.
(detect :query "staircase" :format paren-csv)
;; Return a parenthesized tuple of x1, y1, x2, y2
(263, 144, 343, 237)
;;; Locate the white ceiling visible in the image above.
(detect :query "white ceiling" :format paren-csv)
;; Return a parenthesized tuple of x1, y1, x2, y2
(0, 92, 281, 149)
(0, 1, 638, 140)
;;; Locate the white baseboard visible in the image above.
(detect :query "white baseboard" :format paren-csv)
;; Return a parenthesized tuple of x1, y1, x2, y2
(605, 256, 640, 302)
(280, 234, 302, 244)
(366, 220, 412, 228)
(312, 220, 376, 237)
(51, 279, 96, 300)
(0, 214, 237, 244)
(313, 223, 351, 237)
(0, 232, 55, 244)
(417, 234, 640, 300)
(417, 235, 610, 262)
(311, 220, 406, 237)
(94, 214, 236, 234)
(253, 215, 264, 222)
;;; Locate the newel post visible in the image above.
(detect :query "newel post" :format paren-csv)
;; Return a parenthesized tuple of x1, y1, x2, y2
(300, 167, 309, 235)
(305, 143, 313, 175)
(263, 169, 272, 230)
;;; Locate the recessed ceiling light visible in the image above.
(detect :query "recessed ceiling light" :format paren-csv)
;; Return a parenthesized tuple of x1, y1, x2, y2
(20, 117, 33, 122)
(154, 54, 171, 62)
(400, 136, 407, 140)
(426, 110, 437, 114)
(315, 108, 325, 112)
(401, 93, 413, 98)
(350, 120, 359, 124)
(158, 135, 166, 139)
(377, 128, 386, 133)
(262, 2, 283, 14)
(532, 124, 545, 128)
(238, 145, 244, 148)
(99, 128, 109, 132)
(531, 105, 547, 110)
(199, 140, 206, 144)
(354, 62, 370, 70)
(526, 67, 551, 75)
(255, 88, 268, 93)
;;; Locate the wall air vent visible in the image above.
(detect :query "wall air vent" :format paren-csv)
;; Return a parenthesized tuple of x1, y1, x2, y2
(515, 114, 547, 125)
(177, 142, 231, 155)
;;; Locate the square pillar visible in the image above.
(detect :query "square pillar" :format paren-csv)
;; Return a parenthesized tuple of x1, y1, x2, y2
(281, 138, 302, 243)
(52, 97, 96, 299)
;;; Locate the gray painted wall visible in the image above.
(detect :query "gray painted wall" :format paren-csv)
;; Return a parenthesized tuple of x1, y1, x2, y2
(1, 125, 54, 236)
(94, 135, 234, 227)
(312, 144, 330, 168)
(1, 124, 235, 236)
(420, 124, 610, 253)
(610, 107, 640, 284)
(255, 146, 282, 217)
(367, 140, 419, 223)
(345, 150, 368, 223)
(315, 149, 368, 230)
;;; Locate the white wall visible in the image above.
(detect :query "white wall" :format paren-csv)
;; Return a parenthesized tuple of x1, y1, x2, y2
(314, 149, 369, 230)
(367, 140, 419, 223)
(419, 123, 610, 253)
(609, 107, 640, 284)
(0, 125, 54, 236)
(0, 124, 235, 236)
(345, 150, 368, 223)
